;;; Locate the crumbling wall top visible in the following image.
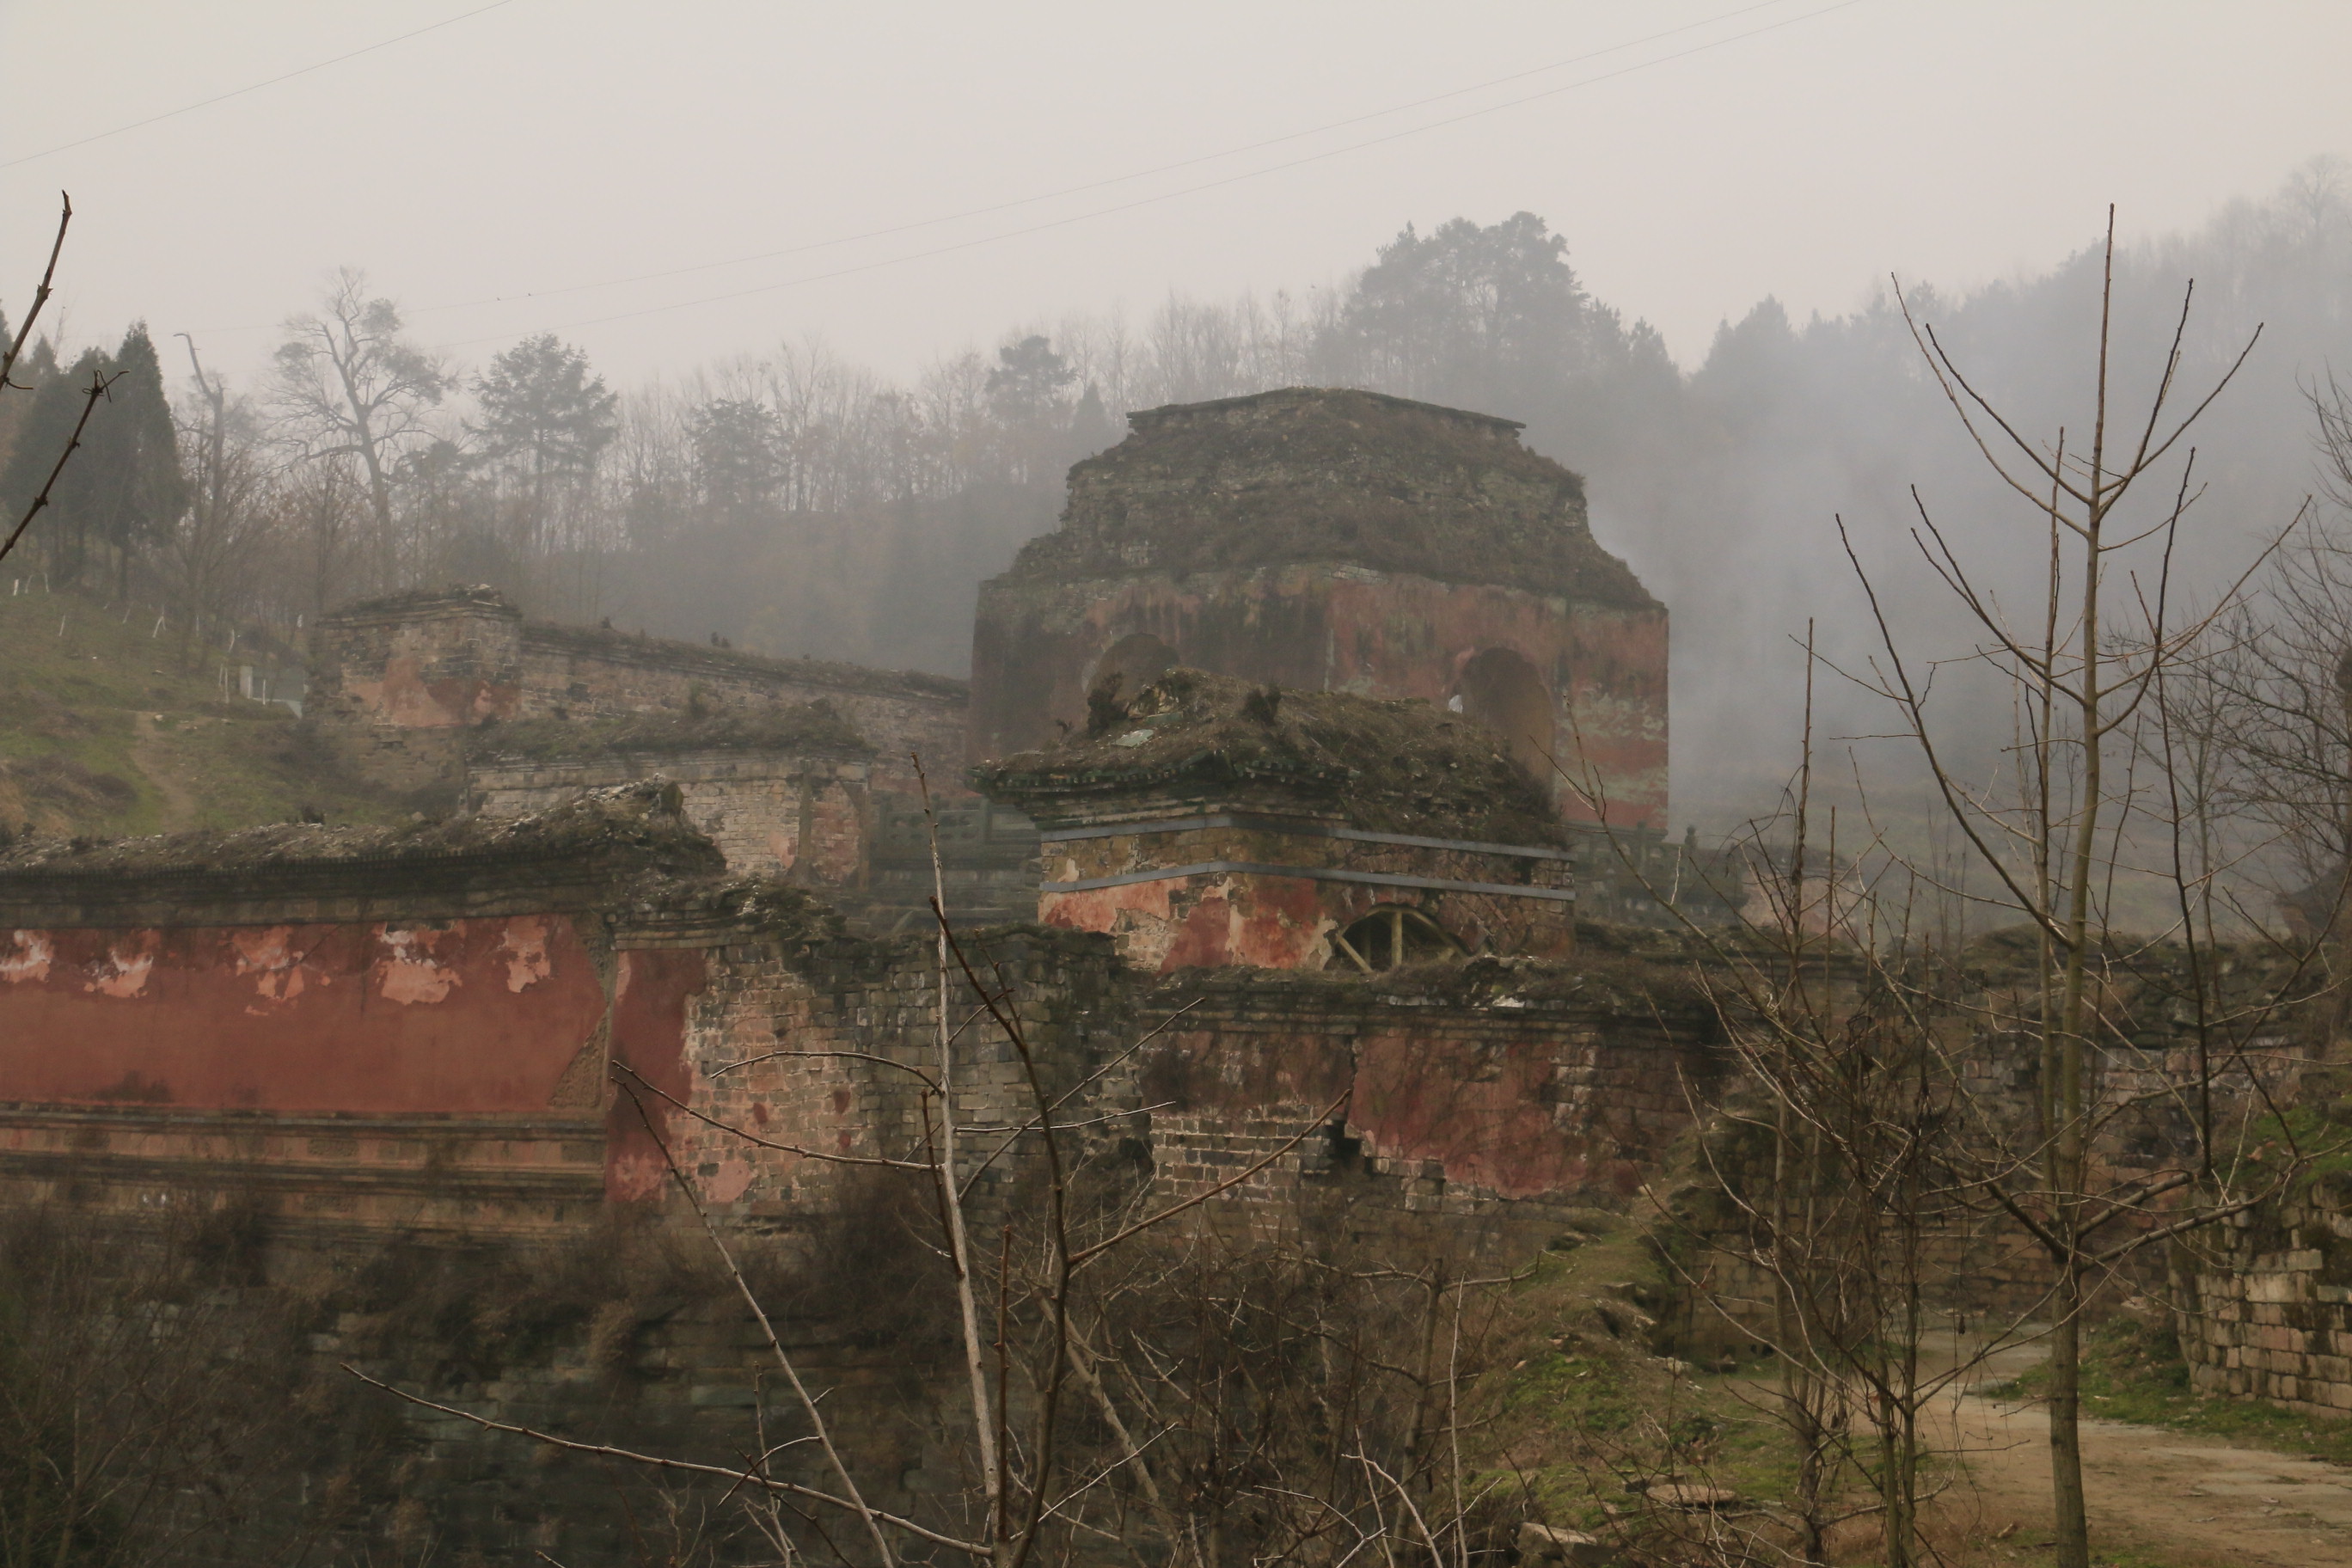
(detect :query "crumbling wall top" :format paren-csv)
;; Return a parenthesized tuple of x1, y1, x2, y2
(465, 703, 873, 765)
(975, 668, 1565, 846)
(1003, 386, 1656, 606)
(315, 583, 524, 627)
(0, 781, 728, 926)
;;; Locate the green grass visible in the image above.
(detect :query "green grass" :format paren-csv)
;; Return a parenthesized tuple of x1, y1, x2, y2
(0, 587, 404, 839)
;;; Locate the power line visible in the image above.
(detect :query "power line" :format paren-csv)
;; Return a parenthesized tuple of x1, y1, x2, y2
(0, 1, 521, 171)
(420, 0, 1805, 315)
(434, 0, 1870, 350)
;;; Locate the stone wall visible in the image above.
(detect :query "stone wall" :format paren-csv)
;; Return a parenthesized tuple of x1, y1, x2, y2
(2181, 1175, 2352, 1417)
(971, 563, 1669, 830)
(470, 750, 870, 885)
(309, 588, 970, 798)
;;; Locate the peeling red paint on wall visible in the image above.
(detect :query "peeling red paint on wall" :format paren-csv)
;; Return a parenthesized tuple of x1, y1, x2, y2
(0, 917, 609, 1113)
(345, 652, 523, 728)
(1350, 1032, 1594, 1197)
(1148, 1001, 1700, 1204)
(603, 948, 710, 1202)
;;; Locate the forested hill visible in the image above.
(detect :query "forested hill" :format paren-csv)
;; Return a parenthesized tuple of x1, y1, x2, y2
(0, 159, 2343, 826)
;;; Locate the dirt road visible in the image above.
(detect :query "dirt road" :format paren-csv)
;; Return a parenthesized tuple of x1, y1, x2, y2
(1927, 1344, 2352, 1566)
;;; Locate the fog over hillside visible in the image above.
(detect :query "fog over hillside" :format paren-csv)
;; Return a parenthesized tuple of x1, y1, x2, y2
(2, 158, 2345, 830)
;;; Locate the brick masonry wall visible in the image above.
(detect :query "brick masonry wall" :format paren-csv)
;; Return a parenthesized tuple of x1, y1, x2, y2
(970, 564, 1668, 829)
(2181, 1177, 2352, 1418)
(309, 591, 970, 799)
(472, 751, 870, 885)
(634, 927, 1136, 1239)
(1035, 816, 1574, 971)
(0, 801, 730, 1240)
(514, 625, 968, 796)
(1133, 969, 1720, 1225)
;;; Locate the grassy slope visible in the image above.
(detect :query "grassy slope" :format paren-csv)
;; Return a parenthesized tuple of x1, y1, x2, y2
(0, 588, 402, 840)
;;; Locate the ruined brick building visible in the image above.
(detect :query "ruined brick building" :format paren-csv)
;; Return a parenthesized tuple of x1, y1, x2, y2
(3, 385, 2330, 1560)
(971, 388, 1669, 830)
(0, 383, 1694, 1258)
(0, 387, 1709, 1559)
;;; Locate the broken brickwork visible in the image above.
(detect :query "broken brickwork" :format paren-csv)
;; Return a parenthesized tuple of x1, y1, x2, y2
(2179, 1179, 2352, 1417)
(970, 388, 1669, 830)
(309, 586, 969, 799)
(465, 707, 876, 886)
(978, 668, 1576, 971)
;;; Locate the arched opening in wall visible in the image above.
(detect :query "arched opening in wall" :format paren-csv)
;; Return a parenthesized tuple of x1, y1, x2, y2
(1454, 647, 1557, 789)
(1091, 633, 1179, 699)
(1330, 905, 1464, 972)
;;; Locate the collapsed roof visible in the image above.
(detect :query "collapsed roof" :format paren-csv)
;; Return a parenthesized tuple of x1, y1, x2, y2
(1001, 386, 1655, 607)
(974, 668, 1565, 848)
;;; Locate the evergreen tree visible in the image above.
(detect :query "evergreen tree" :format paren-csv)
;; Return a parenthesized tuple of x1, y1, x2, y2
(0, 347, 93, 579)
(0, 327, 183, 593)
(1069, 383, 1118, 459)
(84, 325, 186, 597)
(472, 334, 619, 500)
(984, 334, 1075, 424)
(986, 335, 1077, 485)
(685, 398, 784, 525)
(1323, 212, 1591, 413)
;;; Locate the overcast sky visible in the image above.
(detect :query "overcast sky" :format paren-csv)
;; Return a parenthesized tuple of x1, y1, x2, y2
(2, 1, 2345, 392)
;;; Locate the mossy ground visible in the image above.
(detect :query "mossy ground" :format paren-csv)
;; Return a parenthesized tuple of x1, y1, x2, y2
(0, 587, 404, 838)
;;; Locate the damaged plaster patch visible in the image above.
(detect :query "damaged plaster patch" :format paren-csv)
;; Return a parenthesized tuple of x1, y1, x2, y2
(86, 934, 159, 998)
(498, 916, 554, 993)
(375, 923, 462, 1005)
(232, 925, 317, 1005)
(0, 930, 52, 984)
(701, 1158, 755, 1204)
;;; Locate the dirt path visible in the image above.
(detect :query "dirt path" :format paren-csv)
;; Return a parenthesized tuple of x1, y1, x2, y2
(1908, 1335, 2352, 1565)
(1937, 1393, 2352, 1565)
(129, 711, 200, 832)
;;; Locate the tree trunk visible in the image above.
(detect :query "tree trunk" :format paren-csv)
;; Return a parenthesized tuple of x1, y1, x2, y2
(2048, 1265, 2089, 1568)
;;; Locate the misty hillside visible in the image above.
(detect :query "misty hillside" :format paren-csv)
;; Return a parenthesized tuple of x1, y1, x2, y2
(1, 161, 2345, 830)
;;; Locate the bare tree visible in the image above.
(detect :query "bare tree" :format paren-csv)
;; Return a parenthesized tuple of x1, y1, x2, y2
(270, 269, 447, 579)
(164, 335, 278, 647)
(1839, 209, 2331, 1568)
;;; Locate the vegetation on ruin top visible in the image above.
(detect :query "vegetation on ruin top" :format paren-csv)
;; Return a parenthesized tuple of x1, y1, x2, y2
(522, 611, 971, 697)
(977, 666, 1567, 846)
(1007, 386, 1657, 606)
(1146, 941, 1718, 1018)
(0, 778, 721, 880)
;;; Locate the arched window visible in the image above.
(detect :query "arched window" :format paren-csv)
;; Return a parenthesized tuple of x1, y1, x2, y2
(1454, 646, 1556, 785)
(1092, 632, 1178, 695)
(1330, 905, 1464, 971)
